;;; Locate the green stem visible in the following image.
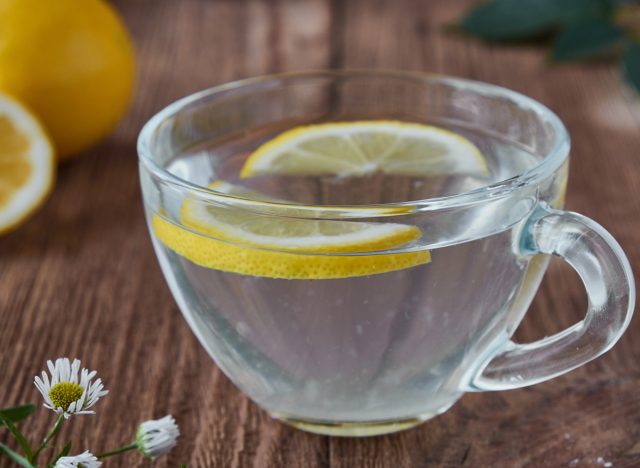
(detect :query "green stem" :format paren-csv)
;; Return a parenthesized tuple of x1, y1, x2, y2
(96, 443, 137, 459)
(30, 414, 64, 463)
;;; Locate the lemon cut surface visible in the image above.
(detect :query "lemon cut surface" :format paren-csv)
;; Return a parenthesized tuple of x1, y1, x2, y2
(153, 181, 430, 279)
(240, 121, 487, 178)
(0, 94, 54, 234)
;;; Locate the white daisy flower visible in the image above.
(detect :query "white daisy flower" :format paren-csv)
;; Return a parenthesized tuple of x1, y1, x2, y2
(34, 358, 108, 419)
(54, 450, 102, 468)
(136, 415, 180, 459)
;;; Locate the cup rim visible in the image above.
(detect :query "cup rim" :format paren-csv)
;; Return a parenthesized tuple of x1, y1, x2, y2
(137, 69, 570, 215)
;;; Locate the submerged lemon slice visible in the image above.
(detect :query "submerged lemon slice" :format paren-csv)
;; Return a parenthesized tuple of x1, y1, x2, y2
(240, 121, 487, 178)
(152, 181, 430, 279)
(153, 216, 430, 280)
(181, 181, 421, 253)
(0, 94, 54, 234)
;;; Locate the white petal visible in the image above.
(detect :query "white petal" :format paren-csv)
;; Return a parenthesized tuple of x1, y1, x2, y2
(137, 415, 180, 459)
(34, 377, 47, 396)
(51, 364, 61, 386)
(41, 371, 51, 390)
(79, 369, 88, 388)
(70, 359, 81, 384)
(67, 401, 77, 414)
(59, 359, 68, 383)
(55, 450, 101, 468)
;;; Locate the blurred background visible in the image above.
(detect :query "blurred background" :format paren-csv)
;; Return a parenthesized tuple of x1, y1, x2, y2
(1, 0, 639, 466)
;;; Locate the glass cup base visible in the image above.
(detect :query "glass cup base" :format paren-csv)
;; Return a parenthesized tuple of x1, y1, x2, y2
(270, 403, 456, 437)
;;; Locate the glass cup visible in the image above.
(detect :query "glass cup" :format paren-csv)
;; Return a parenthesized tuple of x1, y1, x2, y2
(138, 71, 635, 436)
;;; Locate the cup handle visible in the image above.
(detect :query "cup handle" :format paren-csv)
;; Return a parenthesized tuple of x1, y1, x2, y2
(470, 204, 635, 391)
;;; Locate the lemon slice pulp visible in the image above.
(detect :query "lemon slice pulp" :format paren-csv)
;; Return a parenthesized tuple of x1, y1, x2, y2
(240, 120, 487, 178)
(0, 94, 54, 234)
(152, 181, 430, 280)
(181, 181, 421, 253)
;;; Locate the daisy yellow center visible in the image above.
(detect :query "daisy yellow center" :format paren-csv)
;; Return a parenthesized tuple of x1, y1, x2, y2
(48, 382, 83, 411)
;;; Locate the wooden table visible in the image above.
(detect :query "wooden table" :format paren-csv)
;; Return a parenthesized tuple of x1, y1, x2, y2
(2, 0, 639, 466)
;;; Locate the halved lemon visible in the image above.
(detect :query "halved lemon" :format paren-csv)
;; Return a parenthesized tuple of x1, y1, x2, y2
(152, 181, 430, 279)
(240, 121, 487, 178)
(0, 94, 54, 234)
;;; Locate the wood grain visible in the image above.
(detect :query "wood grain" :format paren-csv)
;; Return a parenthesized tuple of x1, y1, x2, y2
(1, 0, 639, 466)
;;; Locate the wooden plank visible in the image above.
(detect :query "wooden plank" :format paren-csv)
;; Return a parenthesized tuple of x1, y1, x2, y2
(0, 0, 333, 467)
(1, 0, 639, 466)
(335, 0, 640, 467)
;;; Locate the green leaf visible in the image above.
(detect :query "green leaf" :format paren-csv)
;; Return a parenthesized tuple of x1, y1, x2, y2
(0, 405, 36, 424)
(0, 414, 33, 459)
(556, 0, 615, 25)
(622, 42, 640, 93)
(551, 20, 626, 61)
(459, 0, 614, 41)
(0, 443, 34, 467)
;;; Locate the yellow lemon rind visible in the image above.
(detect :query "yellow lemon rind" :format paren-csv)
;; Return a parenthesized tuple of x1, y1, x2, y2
(152, 214, 431, 280)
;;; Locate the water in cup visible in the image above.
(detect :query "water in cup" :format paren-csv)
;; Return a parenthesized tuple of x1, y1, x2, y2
(143, 120, 566, 434)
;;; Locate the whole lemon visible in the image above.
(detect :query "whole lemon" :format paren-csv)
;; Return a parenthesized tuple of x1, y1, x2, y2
(0, 0, 135, 160)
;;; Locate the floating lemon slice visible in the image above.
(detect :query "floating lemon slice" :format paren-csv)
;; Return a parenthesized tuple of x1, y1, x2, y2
(0, 94, 54, 234)
(152, 181, 430, 279)
(240, 121, 487, 178)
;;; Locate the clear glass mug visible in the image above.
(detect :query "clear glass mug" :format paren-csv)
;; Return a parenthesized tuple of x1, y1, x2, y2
(138, 71, 635, 436)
